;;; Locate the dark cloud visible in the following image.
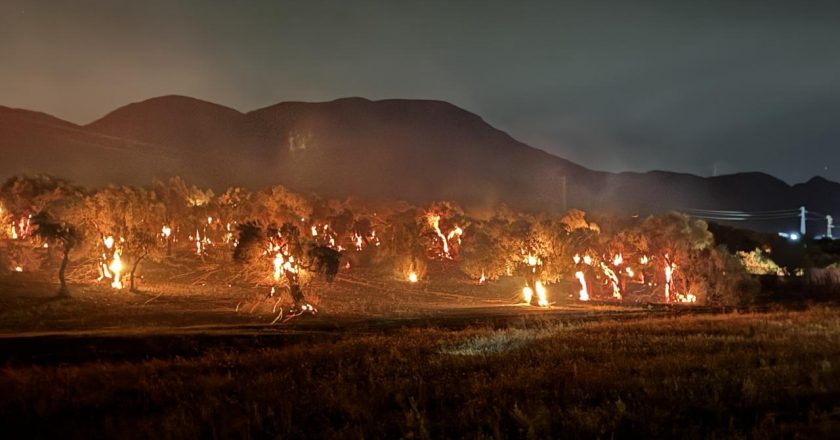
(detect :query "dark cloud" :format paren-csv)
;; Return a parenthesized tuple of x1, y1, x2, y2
(2, 0, 840, 183)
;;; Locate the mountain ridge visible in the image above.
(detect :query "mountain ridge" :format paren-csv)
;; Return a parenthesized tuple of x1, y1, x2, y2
(1, 95, 835, 233)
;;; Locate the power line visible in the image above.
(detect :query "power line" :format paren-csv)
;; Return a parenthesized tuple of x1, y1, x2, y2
(682, 208, 799, 215)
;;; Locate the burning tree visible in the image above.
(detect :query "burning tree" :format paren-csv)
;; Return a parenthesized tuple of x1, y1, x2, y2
(1, 175, 81, 241)
(458, 217, 513, 282)
(381, 207, 427, 282)
(1, 175, 84, 275)
(75, 186, 167, 291)
(215, 186, 256, 248)
(234, 220, 340, 320)
(422, 201, 465, 261)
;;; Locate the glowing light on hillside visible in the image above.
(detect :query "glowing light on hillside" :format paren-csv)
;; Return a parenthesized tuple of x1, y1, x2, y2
(408, 271, 418, 283)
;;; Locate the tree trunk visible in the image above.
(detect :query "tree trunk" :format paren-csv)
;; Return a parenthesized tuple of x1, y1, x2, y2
(130, 255, 145, 292)
(58, 250, 70, 297)
(525, 272, 537, 306)
(285, 269, 305, 304)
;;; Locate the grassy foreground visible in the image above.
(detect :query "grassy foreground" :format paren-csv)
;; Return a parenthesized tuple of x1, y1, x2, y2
(2, 308, 839, 439)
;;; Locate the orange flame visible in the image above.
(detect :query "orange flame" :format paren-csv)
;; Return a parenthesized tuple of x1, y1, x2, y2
(575, 271, 589, 301)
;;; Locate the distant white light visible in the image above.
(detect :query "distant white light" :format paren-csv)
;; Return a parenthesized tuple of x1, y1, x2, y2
(789, 233, 800, 241)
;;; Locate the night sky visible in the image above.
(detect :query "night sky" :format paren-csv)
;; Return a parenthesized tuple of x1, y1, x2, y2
(3, 0, 840, 183)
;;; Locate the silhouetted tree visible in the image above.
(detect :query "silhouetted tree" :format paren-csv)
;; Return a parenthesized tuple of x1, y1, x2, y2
(31, 212, 80, 297)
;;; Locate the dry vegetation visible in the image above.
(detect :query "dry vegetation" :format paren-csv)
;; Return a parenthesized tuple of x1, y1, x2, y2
(1, 307, 839, 439)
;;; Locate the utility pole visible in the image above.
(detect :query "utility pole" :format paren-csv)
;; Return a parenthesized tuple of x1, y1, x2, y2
(827, 215, 834, 239)
(800, 206, 807, 236)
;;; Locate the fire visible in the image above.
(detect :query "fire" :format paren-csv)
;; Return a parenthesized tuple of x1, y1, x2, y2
(447, 226, 463, 242)
(522, 281, 549, 306)
(426, 213, 461, 259)
(575, 271, 589, 301)
(273, 254, 283, 282)
(190, 228, 212, 256)
(612, 253, 623, 266)
(161, 225, 172, 238)
(534, 280, 549, 307)
(14, 266, 23, 273)
(640, 255, 649, 265)
(109, 250, 123, 289)
(8, 215, 31, 240)
(526, 254, 539, 267)
(225, 222, 235, 245)
(353, 233, 364, 251)
(522, 286, 533, 303)
(98, 236, 124, 290)
(664, 262, 674, 302)
(478, 271, 486, 285)
(407, 271, 418, 283)
(600, 262, 622, 299)
(676, 292, 697, 303)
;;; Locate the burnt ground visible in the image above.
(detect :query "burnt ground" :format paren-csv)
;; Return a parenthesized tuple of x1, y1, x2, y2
(0, 267, 664, 365)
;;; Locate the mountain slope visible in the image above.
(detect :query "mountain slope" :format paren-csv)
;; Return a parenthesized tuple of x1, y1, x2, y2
(0, 96, 836, 233)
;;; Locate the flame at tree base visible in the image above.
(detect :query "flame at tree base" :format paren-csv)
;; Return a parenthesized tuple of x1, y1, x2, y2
(575, 271, 589, 301)
(522, 281, 549, 307)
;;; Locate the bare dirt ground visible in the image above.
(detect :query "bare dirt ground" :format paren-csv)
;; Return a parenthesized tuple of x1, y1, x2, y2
(0, 265, 672, 365)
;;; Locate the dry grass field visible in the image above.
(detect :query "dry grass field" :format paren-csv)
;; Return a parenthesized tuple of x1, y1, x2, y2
(1, 262, 839, 439)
